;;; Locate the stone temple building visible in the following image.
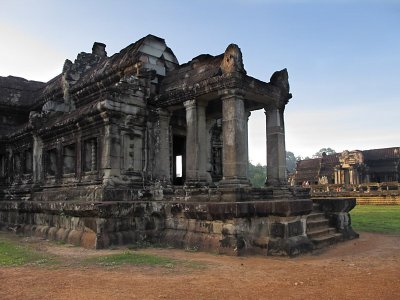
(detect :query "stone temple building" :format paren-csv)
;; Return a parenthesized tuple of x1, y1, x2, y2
(293, 147, 400, 186)
(0, 35, 357, 255)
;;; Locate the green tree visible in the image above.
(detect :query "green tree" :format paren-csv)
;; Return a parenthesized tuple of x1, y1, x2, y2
(313, 147, 336, 158)
(248, 162, 266, 188)
(286, 151, 297, 173)
(248, 151, 301, 187)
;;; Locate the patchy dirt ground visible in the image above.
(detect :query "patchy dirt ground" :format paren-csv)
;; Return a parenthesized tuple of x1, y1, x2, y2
(1, 232, 400, 300)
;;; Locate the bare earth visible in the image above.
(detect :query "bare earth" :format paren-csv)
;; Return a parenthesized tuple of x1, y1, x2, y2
(1, 232, 399, 300)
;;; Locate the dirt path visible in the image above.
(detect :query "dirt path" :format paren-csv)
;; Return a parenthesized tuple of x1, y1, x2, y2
(1, 232, 400, 300)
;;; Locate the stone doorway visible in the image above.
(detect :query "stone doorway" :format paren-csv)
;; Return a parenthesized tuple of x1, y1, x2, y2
(173, 135, 185, 185)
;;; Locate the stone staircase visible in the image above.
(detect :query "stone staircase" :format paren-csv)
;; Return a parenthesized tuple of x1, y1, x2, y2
(306, 207, 342, 249)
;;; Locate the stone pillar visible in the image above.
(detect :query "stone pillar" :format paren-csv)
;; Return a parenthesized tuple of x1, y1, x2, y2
(219, 90, 249, 186)
(244, 111, 251, 180)
(154, 109, 171, 183)
(265, 106, 287, 186)
(334, 169, 338, 184)
(184, 100, 210, 185)
(197, 101, 209, 183)
(32, 135, 43, 184)
(339, 170, 342, 184)
(349, 168, 353, 185)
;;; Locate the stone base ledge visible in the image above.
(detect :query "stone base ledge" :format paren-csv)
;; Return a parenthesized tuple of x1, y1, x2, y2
(0, 198, 313, 219)
(0, 197, 358, 256)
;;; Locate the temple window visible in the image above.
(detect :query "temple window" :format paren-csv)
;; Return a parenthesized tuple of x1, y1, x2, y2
(172, 135, 185, 185)
(83, 138, 97, 172)
(46, 149, 57, 177)
(24, 149, 33, 174)
(63, 144, 76, 174)
(175, 155, 183, 178)
(14, 152, 21, 174)
(0, 155, 5, 177)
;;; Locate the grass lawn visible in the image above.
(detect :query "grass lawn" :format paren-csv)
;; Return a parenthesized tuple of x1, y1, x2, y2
(84, 251, 177, 267)
(0, 232, 204, 269)
(0, 234, 55, 266)
(351, 205, 400, 234)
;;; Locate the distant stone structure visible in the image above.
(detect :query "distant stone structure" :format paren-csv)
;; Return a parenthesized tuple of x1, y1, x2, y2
(294, 147, 400, 186)
(0, 35, 358, 255)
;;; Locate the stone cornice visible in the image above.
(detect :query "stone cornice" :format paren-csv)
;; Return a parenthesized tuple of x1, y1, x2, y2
(153, 73, 282, 108)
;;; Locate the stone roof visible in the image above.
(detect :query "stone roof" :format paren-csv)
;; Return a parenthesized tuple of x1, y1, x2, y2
(295, 158, 321, 182)
(33, 34, 179, 110)
(295, 154, 340, 181)
(363, 147, 400, 161)
(0, 76, 45, 109)
(159, 53, 223, 93)
(1, 35, 286, 114)
(319, 154, 339, 177)
(154, 44, 285, 108)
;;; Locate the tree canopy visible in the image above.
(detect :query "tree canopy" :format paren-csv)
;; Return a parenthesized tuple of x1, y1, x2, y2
(286, 151, 301, 173)
(312, 147, 336, 158)
(248, 162, 266, 188)
(248, 148, 336, 187)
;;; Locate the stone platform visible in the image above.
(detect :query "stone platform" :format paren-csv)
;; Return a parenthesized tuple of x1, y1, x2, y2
(0, 187, 358, 256)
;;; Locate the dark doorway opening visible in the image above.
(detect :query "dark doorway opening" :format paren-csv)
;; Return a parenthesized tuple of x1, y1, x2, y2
(173, 135, 185, 185)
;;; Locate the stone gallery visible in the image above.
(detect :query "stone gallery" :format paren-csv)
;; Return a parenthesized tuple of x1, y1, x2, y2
(294, 147, 400, 186)
(0, 35, 358, 255)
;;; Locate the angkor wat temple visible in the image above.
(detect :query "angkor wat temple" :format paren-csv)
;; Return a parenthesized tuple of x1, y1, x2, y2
(0, 35, 357, 255)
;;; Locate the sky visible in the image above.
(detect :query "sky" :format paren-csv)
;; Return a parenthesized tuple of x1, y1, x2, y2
(1, 0, 399, 165)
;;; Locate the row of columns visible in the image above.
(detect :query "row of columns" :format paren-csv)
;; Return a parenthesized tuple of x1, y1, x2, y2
(155, 90, 288, 187)
(334, 168, 368, 185)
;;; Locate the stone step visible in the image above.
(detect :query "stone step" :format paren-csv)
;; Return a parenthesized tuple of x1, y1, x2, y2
(307, 227, 337, 239)
(272, 190, 295, 199)
(306, 219, 330, 231)
(307, 212, 326, 222)
(311, 233, 343, 249)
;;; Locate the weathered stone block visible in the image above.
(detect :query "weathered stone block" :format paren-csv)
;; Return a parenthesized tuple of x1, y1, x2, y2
(221, 223, 235, 235)
(67, 230, 83, 246)
(288, 221, 303, 237)
(81, 231, 96, 249)
(271, 223, 285, 238)
(211, 221, 224, 234)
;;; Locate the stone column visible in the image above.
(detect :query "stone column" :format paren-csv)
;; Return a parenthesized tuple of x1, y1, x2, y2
(184, 100, 210, 185)
(340, 170, 345, 185)
(32, 135, 43, 184)
(154, 109, 171, 183)
(219, 90, 249, 186)
(334, 168, 338, 185)
(265, 106, 287, 186)
(244, 111, 251, 181)
(339, 170, 342, 184)
(197, 101, 210, 183)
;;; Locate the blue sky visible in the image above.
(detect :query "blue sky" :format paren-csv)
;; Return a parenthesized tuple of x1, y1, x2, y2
(1, 0, 399, 164)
